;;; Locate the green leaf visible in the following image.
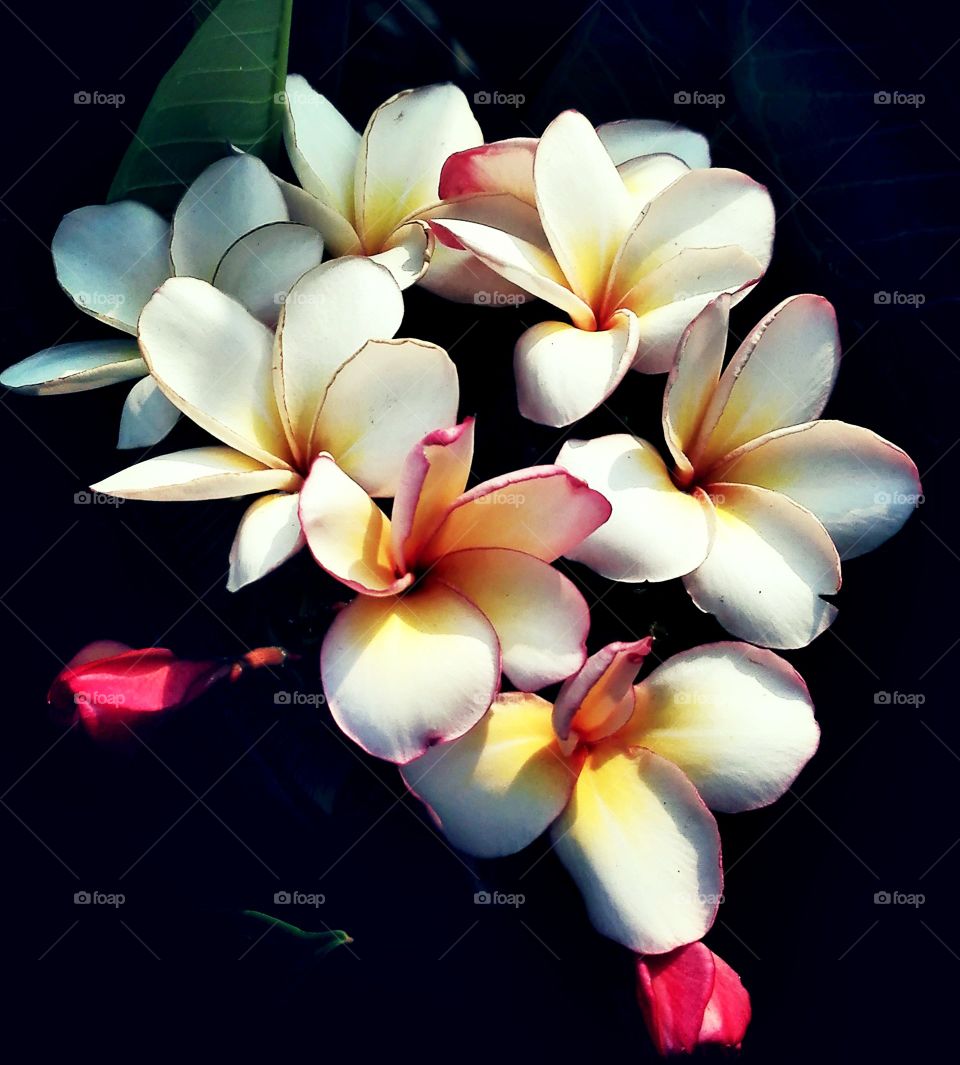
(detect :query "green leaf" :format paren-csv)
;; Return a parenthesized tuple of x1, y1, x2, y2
(108, 0, 293, 213)
(241, 910, 352, 958)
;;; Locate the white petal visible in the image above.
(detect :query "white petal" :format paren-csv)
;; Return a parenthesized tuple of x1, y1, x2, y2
(139, 277, 293, 467)
(617, 153, 690, 214)
(683, 483, 840, 648)
(534, 110, 634, 306)
(438, 138, 538, 205)
(431, 547, 590, 691)
(401, 692, 574, 857)
(514, 311, 640, 428)
(626, 642, 819, 812)
(557, 435, 715, 582)
(710, 420, 922, 560)
(312, 338, 459, 497)
(282, 75, 359, 220)
(92, 446, 299, 501)
(212, 222, 323, 327)
(227, 491, 305, 591)
(52, 202, 171, 333)
(355, 84, 483, 250)
(321, 581, 500, 764)
(117, 376, 181, 448)
(0, 340, 145, 395)
(552, 746, 721, 954)
(170, 155, 288, 281)
(691, 295, 841, 472)
(275, 257, 404, 457)
(369, 221, 432, 290)
(276, 175, 361, 256)
(597, 119, 711, 168)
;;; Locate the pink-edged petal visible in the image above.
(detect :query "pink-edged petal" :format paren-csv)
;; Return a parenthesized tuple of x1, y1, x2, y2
(91, 446, 299, 501)
(662, 296, 729, 478)
(710, 420, 922, 560)
(553, 638, 654, 746)
(691, 295, 841, 473)
(439, 138, 538, 204)
(607, 168, 774, 311)
(321, 580, 500, 764)
(431, 547, 590, 690)
(617, 247, 761, 374)
(212, 221, 324, 327)
(514, 310, 640, 428)
(423, 466, 611, 564)
(298, 454, 407, 596)
(275, 257, 404, 459)
(52, 203, 171, 333)
(117, 376, 181, 449)
(227, 491, 305, 592)
(431, 218, 594, 327)
(684, 483, 840, 649)
(0, 340, 145, 395)
(552, 745, 722, 954)
(355, 84, 483, 251)
(170, 155, 288, 282)
(624, 642, 819, 812)
(276, 176, 362, 257)
(401, 691, 576, 857)
(391, 420, 475, 571)
(282, 75, 359, 221)
(139, 277, 294, 467)
(311, 337, 459, 497)
(534, 110, 635, 306)
(370, 221, 432, 290)
(419, 193, 544, 303)
(557, 435, 715, 582)
(597, 119, 711, 168)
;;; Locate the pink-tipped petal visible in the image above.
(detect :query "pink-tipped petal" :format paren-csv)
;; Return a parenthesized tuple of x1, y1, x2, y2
(439, 138, 538, 204)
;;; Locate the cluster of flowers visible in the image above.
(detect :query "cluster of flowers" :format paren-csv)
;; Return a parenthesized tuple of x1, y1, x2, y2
(9, 80, 921, 1052)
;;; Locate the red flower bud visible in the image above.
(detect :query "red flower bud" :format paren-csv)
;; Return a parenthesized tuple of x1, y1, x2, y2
(48, 641, 293, 738)
(636, 942, 751, 1055)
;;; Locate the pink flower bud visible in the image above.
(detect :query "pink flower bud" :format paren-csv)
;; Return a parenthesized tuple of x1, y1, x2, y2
(636, 942, 751, 1055)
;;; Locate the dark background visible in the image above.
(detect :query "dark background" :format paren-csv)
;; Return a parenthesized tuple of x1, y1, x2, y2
(0, 0, 956, 1057)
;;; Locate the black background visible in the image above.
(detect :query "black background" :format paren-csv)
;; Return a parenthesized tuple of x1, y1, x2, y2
(0, 0, 957, 1058)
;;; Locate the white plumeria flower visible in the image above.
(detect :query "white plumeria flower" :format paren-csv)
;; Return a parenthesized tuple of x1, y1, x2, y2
(402, 638, 819, 954)
(280, 76, 546, 302)
(1, 155, 324, 448)
(558, 294, 922, 649)
(430, 109, 775, 427)
(298, 418, 611, 764)
(91, 257, 459, 591)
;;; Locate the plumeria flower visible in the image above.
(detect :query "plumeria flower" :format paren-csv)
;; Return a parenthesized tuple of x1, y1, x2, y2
(298, 418, 611, 764)
(558, 294, 923, 648)
(91, 257, 458, 591)
(280, 76, 545, 301)
(636, 941, 751, 1055)
(402, 639, 819, 954)
(1, 155, 324, 448)
(430, 109, 774, 426)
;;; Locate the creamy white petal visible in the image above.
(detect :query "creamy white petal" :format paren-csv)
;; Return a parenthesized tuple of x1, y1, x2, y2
(0, 340, 145, 395)
(227, 491, 305, 591)
(117, 375, 181, 448)
(597, 119, 711, 168)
